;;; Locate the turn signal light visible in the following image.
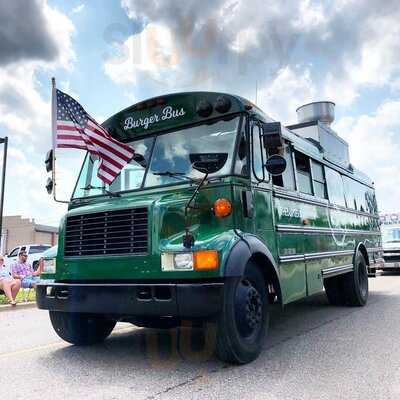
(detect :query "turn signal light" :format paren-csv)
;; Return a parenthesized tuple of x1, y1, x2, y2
(213, 198, 232, 218)
(194, 250, 219, 271)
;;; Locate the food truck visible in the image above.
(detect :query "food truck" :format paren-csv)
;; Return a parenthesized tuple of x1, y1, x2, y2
(38, 93, 382, 364)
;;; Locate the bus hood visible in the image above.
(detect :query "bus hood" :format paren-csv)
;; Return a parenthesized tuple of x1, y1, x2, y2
(56, 184, 235, 281)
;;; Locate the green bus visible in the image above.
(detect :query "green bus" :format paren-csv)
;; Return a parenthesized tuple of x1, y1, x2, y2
(37, 93, 383, 364)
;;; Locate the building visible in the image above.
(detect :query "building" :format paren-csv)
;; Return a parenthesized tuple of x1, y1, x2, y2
(0, 215, 58, 254)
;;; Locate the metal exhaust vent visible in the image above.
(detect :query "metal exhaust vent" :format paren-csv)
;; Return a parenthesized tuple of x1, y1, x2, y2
(296, 101, 335, 126)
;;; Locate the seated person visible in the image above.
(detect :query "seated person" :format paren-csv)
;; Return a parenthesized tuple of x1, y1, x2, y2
(11, 251, 42, 289)
(0, 255, 21, 306)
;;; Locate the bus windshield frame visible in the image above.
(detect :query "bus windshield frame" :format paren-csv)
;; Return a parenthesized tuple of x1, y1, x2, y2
(72, 114, 244, 199)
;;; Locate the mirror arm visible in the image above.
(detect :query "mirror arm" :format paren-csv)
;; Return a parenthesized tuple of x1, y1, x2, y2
(184, 172, 208, 218)
(183, 171, 209, 249)
(52, 150, 69, 204)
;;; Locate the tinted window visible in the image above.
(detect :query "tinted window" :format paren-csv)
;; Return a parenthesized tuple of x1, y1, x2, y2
(29, 245, 51, 254)
(295, 151, 312, 195)
(343, 176, 356, 210)
(312, 160, 327, 199)
(251, 124, 265, 181)
(366, 188, 378, 214)
(325, 167, 346, 207)
(8, 248, 19, 257)
(146, 117, 239, 187)
(234, 123, 249, 176)
(272, 144, 295, 190)
(343, 176, 372, 212)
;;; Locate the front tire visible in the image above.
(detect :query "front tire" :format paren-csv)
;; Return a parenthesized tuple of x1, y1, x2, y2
(324, 251, 369, 307)
(215, 262, 269, 364)
(49, 311, 116, 345)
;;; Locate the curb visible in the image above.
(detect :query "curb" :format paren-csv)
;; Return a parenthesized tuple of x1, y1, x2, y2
(0, 302, 37, 312)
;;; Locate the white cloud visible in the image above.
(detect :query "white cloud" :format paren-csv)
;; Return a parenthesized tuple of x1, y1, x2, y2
(104, 23, 178, 86)
(334, 100, 400, 213)
(0, 1, 76, 225)
(59, 80, 79, 100)
(42, 1, 76, 70)
(72, 4, 85, 14)
(258, 66, 317, 123)
(114, 0, 400, 111)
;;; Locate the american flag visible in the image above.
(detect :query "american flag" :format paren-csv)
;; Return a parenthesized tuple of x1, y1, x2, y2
(54, 89, 135, 185)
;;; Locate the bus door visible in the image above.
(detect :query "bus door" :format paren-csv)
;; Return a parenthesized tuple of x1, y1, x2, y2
(271, 143, 307, 303)
(249, 121, 277, 261)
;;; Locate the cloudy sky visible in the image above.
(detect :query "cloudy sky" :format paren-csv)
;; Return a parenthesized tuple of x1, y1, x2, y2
(0, 0, 399, 226)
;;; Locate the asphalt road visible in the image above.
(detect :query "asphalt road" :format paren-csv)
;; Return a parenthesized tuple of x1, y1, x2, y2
(1, 274, 400, 400)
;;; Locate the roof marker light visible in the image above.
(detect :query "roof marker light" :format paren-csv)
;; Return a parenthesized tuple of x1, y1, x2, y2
(215, 96, 232, 113)
(196, 100, 213, 117)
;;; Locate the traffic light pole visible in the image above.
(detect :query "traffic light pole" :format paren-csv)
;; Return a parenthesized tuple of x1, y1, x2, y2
(0, 137, 8, 253)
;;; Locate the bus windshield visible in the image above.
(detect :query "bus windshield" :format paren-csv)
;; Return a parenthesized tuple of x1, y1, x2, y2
(72, 116, 241, 198)
(382, 227, 400, 243)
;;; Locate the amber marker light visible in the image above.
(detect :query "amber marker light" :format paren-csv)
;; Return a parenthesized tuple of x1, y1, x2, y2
(194, 250, 219, 271)
(213, 198, 232, 218)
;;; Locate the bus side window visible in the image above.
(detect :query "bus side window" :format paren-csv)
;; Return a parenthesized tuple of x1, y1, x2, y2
(251, 123, 266, 182)
(325, 167, 346, 207)
(272, 144, 295, 190)
(355, 182, 367, 212)
(234, 124, 249, 176)
(311, 160, 327, 199)
(366, 189, 378, 214)
(294, 151, 313, 195)
(343, 176, 357, 210)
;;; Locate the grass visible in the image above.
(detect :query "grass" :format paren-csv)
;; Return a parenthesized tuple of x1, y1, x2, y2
(0, 289, 36, 305)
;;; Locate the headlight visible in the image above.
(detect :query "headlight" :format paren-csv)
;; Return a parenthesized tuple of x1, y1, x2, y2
(161, 253, 193, 271)
(161, 251, 219, 271)
(43, 258, 56, 274)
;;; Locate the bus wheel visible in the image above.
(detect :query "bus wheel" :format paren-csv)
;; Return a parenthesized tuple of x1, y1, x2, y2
(49, 311, 116, 345)
(324, 251, 369, 307)
(215, 262, 269, 364)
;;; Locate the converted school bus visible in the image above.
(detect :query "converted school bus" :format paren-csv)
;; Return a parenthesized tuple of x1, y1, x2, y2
(38, 93, 383, 364)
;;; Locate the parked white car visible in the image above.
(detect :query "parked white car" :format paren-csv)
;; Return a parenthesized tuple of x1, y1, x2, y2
(5, 244, 52, 271)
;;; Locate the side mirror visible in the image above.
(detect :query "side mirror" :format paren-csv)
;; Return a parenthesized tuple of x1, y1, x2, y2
(265, 155, 287, 176)
(189, 153, 228, 174)
(261, 122, 284, 150)
(45, 149, 53, 172)
(45, 177, 54, 195)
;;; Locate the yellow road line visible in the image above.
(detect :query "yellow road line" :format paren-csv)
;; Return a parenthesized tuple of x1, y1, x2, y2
(0, 325, 136, 360)
(0, 341, 66, 359)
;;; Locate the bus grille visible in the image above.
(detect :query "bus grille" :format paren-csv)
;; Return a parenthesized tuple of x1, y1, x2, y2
(64, 208, 148, 257)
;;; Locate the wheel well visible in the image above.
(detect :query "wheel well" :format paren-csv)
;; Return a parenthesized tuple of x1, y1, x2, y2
(357, 244, 369, 266)
(249, 252, 282, 306)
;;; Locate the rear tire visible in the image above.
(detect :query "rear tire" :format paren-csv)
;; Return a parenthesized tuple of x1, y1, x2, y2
(215, 262, 269, 364)
(49, 311, 116, 345)
(324, 251, 369, 307)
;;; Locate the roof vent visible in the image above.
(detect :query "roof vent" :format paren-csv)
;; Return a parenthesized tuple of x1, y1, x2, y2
(296, 101, 335, 126)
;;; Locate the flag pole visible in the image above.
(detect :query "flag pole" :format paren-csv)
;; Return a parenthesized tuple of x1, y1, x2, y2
(51, 77, 57, 202)
(51, 78, 68, 204)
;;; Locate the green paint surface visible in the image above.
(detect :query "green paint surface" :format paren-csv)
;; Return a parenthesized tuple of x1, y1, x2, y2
(51, 91, 381, 307)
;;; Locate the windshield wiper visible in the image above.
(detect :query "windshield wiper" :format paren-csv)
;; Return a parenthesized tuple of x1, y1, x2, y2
(80, 184, 121, 197)
(152, 171, 197, 183)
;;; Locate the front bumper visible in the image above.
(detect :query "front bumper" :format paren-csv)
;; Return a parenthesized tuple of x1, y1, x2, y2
(36, 281, 224, 318)
(380, 259, 400, 270)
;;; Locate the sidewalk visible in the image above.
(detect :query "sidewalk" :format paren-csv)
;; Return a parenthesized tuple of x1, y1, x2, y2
(0, 301, 36, 312)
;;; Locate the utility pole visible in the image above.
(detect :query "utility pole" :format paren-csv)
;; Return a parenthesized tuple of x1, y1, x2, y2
(0, 136, 8, 254)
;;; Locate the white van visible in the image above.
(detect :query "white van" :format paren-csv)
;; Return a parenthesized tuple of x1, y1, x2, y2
(5, 244, 52, 271)
(381, 225, 400, 270)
